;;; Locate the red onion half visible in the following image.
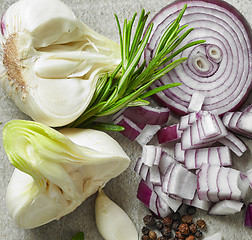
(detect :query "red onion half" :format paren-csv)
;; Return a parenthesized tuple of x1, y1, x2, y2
(145, 0, 252, 116)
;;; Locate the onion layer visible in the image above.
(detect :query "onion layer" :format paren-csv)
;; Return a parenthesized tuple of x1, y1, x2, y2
(145, 0, 252, 116)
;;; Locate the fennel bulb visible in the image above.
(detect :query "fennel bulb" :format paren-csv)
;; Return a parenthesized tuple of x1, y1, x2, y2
(0, 0, 120, 127)
(3, 120, 130, 229)
(95, 188, 138, 240)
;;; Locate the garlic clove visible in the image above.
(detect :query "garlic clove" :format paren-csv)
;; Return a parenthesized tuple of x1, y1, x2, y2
(95, 188, 138, 240)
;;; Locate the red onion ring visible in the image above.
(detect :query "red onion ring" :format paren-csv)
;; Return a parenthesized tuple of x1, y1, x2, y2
(145, 0, 252, 116)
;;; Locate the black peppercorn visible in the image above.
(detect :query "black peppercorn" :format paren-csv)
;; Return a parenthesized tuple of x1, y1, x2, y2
(172, 220, 180, 231)
(175, 231, 185, 239)
(155, 220, 164, 230)
(196, 219, 206, 229)
(142, 226, 150, 235)
(178, 223, 190, 235)
(189, 223, 197, 234)
(186, 206, 196, 215)
(157, 237, 166, 240)
(181, 215, 193, 225)
(143, 215, 156, 227)
(142, 235, 150, 240)
(148, 230, 157, 240)
(185, 235, 195, 240)
(161, 226, 171, 238)
(195, 230, 203, 238)
(162, 216, 173, 227)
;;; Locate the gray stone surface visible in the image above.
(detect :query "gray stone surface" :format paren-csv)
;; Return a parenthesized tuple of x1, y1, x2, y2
(0, 0, 251, 239)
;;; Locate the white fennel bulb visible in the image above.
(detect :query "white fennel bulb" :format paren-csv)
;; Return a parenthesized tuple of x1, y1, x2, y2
(95, 188, 138, 240)
(3, 120, 130, 229)
(0, 0, 120, 127)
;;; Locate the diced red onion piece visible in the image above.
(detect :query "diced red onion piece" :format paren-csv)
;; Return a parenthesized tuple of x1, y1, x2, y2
(228, 168, 242, 201)
(142, 145, 156, 167)
(207, 164, 220, 202)
(188, 91, 205, 113)
(137, 180, 158, 215)
(134, 157, 143, 175)
(139, 163, 150, 181)
(157, 124, 183, 144)
(184, 149, 197, 169)
(149, 165, 161, 185)
(145, 0, 252, 116)
(245, 203, 252, 227)
(114, 105, 170, 125)
(114, 115, 142, 141)
(208, 200, 244, 215)
(136, 125, 161, 146)
(217, 167, 231, 200)
(183, 192, 211, 211)
(174, 143, 185, 163)
(203, 232, 222, 240)
(243, 104, 252, 113)
(218, 131, 247, 157)
(154, 185, 182, 212)
(159, 152, 176, 175)
(179, 114, 190, 131)
(238, 173, 251, 200)
(162, 163, 177, 194)
(157, 198, 172, 218)
(197, 163, 209, 201)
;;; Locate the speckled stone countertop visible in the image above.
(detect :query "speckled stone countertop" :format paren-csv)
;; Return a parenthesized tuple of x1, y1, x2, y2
(0, 0, 252, 239)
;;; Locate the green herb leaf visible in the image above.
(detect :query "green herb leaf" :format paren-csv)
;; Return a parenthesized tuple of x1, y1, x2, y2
(71, 232, 84, 240)
(69, 5, 205, 129)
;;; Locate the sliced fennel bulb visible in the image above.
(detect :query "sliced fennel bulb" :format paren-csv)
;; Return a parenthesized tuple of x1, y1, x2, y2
(3, 120, 130, 229)
(0, 0, 120, 127)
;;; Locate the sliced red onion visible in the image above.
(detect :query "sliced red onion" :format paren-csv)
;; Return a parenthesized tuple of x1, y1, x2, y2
(114, 115, 142, 141)
(245, 203, 252, 227)
(183, 192, 211, 212)
(174, 143, 185, 163)
(145, 0, 252, 116)
(159, 151, 176, 175)
(166, 164, 197, 200)
(188, 91, 205, 113)
(114, 105, 170, 125)
(142, 145, 162, 167)
(197, 163, 209, 201)
(149, 165, 161, 185)
(228, 168, 242, 201)
(217, 167, 231, 201)
(136, 125, 161, 146)
(162, 163, 177, 194)
(238, 173, 251, 200)
(137, 180, 158, 215)
(223, 111, 252, 138)
(218, 131, 247, 157)
(157, 198, 172, 218)
(181, 112, 227, 150)
(203, 232, 222, 240)
(157, 124, 183, 144)
(208, 200, 244, 215)
(184, 146, 232, 170)
(154, 185, 182, 212)
(207, 164, 220, 202)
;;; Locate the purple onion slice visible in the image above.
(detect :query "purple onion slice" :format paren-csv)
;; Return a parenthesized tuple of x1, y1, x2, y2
(145, 0, 252, 116)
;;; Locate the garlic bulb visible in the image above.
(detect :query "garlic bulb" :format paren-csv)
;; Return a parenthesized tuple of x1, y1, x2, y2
(95, 188, 138, 240)
(4, 120, 130, 229)
(0, 0, 120, 127)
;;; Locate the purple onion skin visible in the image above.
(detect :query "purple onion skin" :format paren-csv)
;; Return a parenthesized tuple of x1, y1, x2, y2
(0, 11, 6, 36)
(245, 203, 252, 227)
(149, 0, 252, 117)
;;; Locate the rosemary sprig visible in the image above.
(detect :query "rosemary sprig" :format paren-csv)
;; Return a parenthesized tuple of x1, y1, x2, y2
(69, 4, 205, 130)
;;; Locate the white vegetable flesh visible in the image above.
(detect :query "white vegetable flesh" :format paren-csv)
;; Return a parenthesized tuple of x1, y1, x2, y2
(95, 189, 138, 240)
(4, 120, 130, 229)
(0, 0, 120, 127)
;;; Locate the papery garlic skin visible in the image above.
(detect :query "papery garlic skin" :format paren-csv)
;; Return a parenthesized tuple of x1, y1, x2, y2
(4, 120, 130, 229)
(95, 189, 138, 240)
(0, 0, 120, 127)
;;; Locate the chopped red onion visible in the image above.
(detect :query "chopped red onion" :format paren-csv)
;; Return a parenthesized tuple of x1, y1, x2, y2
(245, 203, 252, 227)
(159, 151, 176, 175)
(218, 131, 247, 157)
(183, 192, 211, 211)
(188, 91, 205, 113)
(238, 173, 251, 200)
(184, 146, 232, 170)
(174, 143, 185, 163)
(114, 105, 170, 125)
(136, 125, 161, 146)
(217, 167, 231, 201)
(145, 0, 252, 116)
(208, 200, 244, 215)
(157, 124, 183, 144)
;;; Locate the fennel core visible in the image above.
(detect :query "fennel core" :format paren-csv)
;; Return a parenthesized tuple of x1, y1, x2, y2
(68, 5, 205, 131)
